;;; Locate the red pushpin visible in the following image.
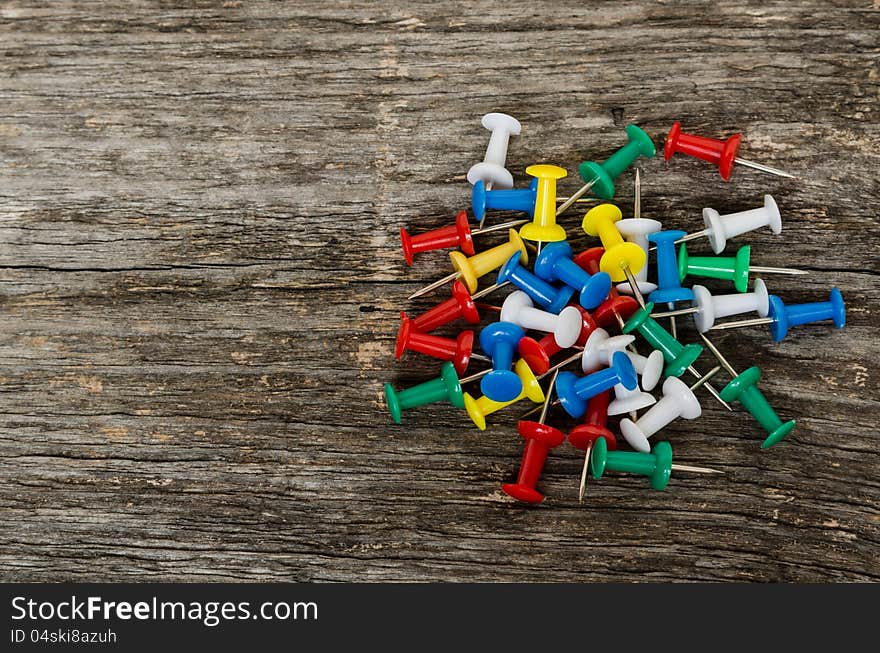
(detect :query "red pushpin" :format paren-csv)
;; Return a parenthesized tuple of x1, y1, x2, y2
(502, 370, 564, 504)
(395, 316, 489, 374)
(573, 247, 640, 329)
(567, 390, 617, 503)
(664, 121, 794, 181)
(403, 280, 504, 333)
(400, 211, 527, 266)
(518, 305, 598, 375)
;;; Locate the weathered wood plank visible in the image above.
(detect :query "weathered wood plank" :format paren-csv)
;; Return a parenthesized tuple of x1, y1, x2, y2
(0, 1, 877, 582)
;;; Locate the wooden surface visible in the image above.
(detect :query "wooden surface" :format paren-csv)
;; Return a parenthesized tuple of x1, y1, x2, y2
(0, 1, 878, 582)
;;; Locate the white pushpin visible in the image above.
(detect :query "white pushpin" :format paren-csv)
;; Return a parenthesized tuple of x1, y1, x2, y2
(676, 195, 782, 254)
(466, 113, 521, 191)
(620, 373, 708, 452)
(501, 290, 582, 348)
(580, 329, 664, 416)
(616, 169, 660, 297)
(651, 278, 770, 333)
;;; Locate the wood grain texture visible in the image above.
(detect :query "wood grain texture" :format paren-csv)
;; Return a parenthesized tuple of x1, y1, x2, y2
(0, 1, 877, 582)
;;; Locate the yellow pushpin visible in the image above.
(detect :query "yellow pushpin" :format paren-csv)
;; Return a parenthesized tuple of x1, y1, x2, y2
(520, 164, 568, 244)
(462, 359, 545, 430)
(408, 229, 528, 300)
(582, 203, 647, 284)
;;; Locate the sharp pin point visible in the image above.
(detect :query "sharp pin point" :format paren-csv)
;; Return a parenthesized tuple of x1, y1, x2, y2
(578, 442, 592, 504)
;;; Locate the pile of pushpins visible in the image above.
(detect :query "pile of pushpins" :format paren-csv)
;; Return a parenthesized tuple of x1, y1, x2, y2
(384, 113, 846, 504)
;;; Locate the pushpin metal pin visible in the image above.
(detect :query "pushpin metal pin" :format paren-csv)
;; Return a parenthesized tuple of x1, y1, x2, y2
(616, 169, 661, 297)
(664, 121, 794, 180)
(502, 370, 565, 504)
(699, 333, 796, 447)
(463, 359, 544, 430)
(568, 390, 617, 503)
(408, 229, 528, 299)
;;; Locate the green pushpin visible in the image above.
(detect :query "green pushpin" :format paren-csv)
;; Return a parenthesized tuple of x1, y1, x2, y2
(384, 361, 465, 424)
(699, 334, 796, 448)
(557, 125, 656, 214)
(679, 244, 807, 293)
(590, 437, 721, 490)
(623, 302, 704, 378)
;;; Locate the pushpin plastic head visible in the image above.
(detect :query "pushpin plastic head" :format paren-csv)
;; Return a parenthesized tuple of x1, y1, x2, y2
(533, 241, 612, 310)
(556, 351, 637, 418)
(400, 210, 474, 266)
(520, 164, 568, 243)
(471, 178, 538, 222)
(384, 361, 464, 424)
(568, 390, 618, 451)
(501, 290, 583, 349)
(579, 125, 656, 200)
(664, 121, 742, 181)
(395, 315, 475, 375)
(467, 112, 521, 189)
(497, 251, 575, 314)
(648, 230, 694, 304)
(479, 321, 526, 402)
(590, 437, 674, 491)
(719, 366, 796, 448)
(573, 246, 640, 326)
(450, 228, 528, 292)
(623, 303, 704, 378)
(502, 420, 565, 504)
(463, 358, 543, 430)
(703, 195, 781, 254)
(766, 288, 845, 343)
(619, 376, 701, 452)
(582, 204, 648, 282)
(678, 244, 751, 293)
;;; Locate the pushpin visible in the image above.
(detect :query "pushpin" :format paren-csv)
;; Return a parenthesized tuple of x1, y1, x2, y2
(518, 305, 597, 375)
(664, 121, 794, 181)
(709, 288, 845, 342)
(497, 251, 575, 314)
(400, 210, 528, 265)
(573, 247, 640, 328)
(501, 290, 584, 350)
(519, 164, 568, 244)
(590, 438, 721, 492)
(699, 333, 796, 447)
(622, 303, 732, 410)
(679, 244, 807, 294)
(648, 229, 694, 338)
(619, 367, 720, 452)
(467, 112, 521, 190)
(615, 169, 660, 296)
(582, 204, 648, 287)
(674, 195, 783, 254)
(558, 124, 655, 215)
(568, 390, 617, 503)
(395, 316, 489, 374)
(651, 279, 770, 333)
(579, 328, 664, 415)
(502, 370, 565, 504)
(555, 350, 638, 418)
(408, 229, 528, 299)
(384, 361, 465, 424)
(463, 358, 544, 430)
(533, 241, 613, 310)
(479, 321, 526, 402)
(403, 280, 495, 334)
(471, 178, 537, 222)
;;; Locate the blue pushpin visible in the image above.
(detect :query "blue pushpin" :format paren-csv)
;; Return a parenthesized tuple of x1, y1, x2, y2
(471, 178, 538, 222)
(710, 289, 846, 342)
(497, 252, 575, 314)
(555, 351, 638, 418)
(479, 322, 526, 402)
(648, 230, 695, 304)
(533, 241, 613, 310)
